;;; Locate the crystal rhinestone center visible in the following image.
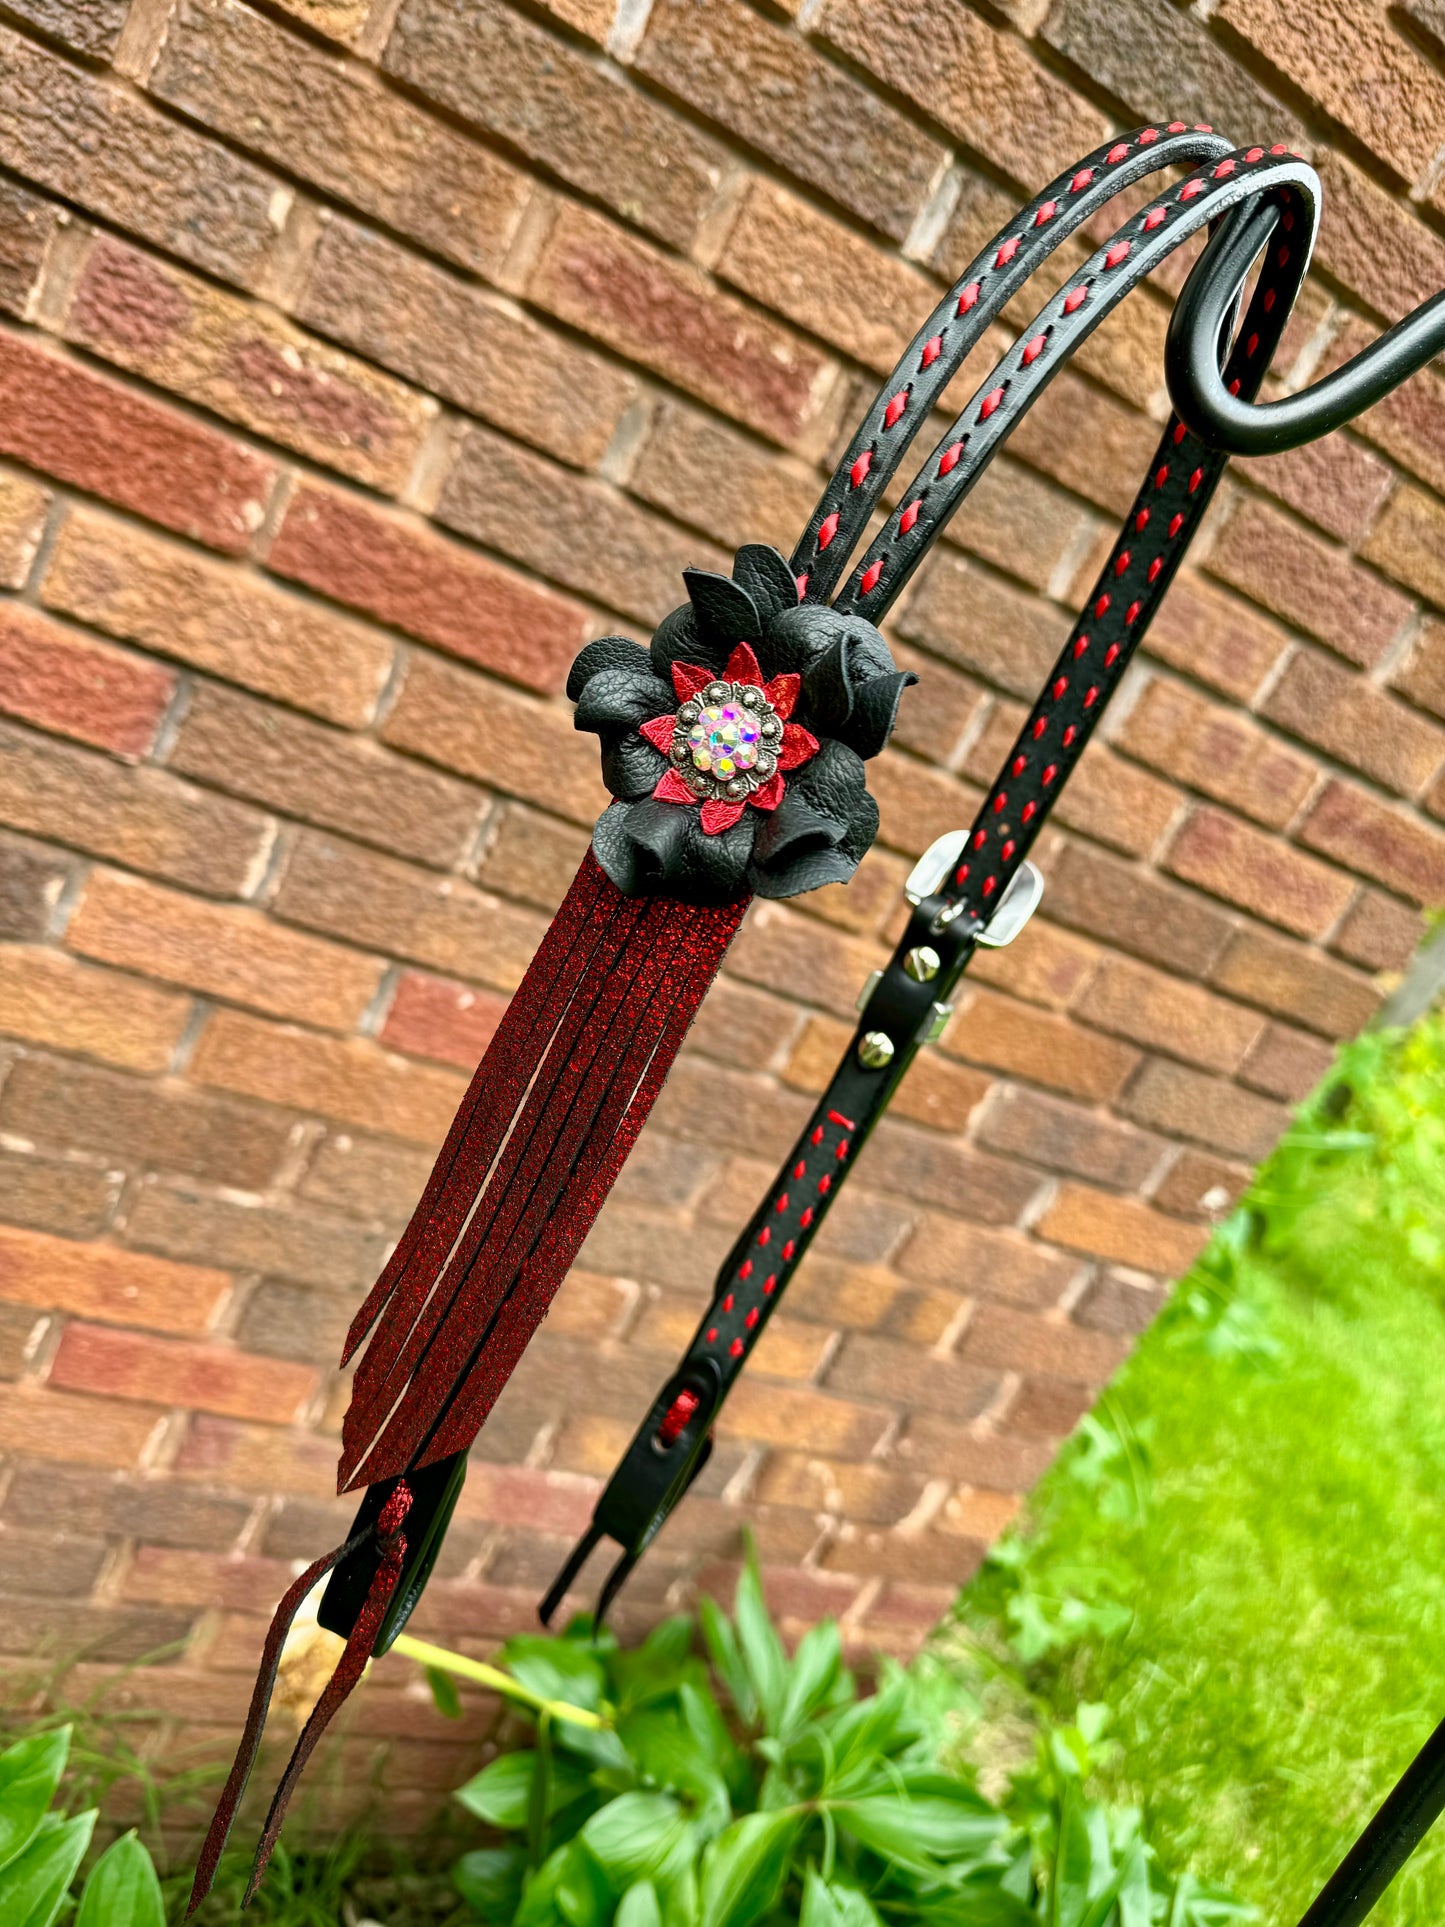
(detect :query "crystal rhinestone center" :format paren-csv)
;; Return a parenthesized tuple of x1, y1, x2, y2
(688, 700, 761, 781)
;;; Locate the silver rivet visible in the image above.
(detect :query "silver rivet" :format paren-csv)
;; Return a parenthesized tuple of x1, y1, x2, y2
(740, 686, 761, 706)
(706, 681, 729, 701)
(857, 1030, 895, 1070)
(904, 945, 941, 982)
(678, 702, 699, 724)
(670, 741, 689, 763)
(761, 716, 781, 737)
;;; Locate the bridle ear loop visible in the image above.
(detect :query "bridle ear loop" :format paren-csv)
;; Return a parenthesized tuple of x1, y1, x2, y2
(832, 160, 1318, 623)
(791, 126, 1237, 604)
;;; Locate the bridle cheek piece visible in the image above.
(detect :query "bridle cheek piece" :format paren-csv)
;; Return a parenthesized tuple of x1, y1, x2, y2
(188, 122, 1445, 1927)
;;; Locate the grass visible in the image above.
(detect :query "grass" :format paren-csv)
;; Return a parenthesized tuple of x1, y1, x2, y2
(946, 1013, 1445, 1925)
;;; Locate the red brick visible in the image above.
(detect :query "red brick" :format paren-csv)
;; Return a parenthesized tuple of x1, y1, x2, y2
(0, 1053, 298, 1189)
(896, 1215, 1081, 1310)
(1391, 619, 1445, 726)
(1122, 1055, 1291, 1160)
(126, 1182, 385, 1292)
(630, 399, 819, 557)
(437, 424, 729, 628)
(1302, 778, 1445, 904)
(1036, 1183, 1207, 1276)
(868, 750, 980, 861)
(0, 832, 67, 941)
(1009, 372, 1162, 518)
(0, 334, 275, 555)
(1113, 673, 1315, 830)
(1210, 925, 1380, 1037)
(526, 201, 842, 451)
(968, 916, 1100, 1014)
(1051, 744, 1183, 861)
(169, 683, 484, 870)
(172, 1411, 338, 1498)
(267, 480, 587, 695)
(298, 217, 637, 472)
(1312, 152, 1445, 322)
(119, 1543, 296, 1614)
(41, 505, 393, 729)
(268, 0, 370, 39)
(191, 1007, 467, 1144)
(716, 179, 938, 375)
(0, 722, 274, 897)
(974, 1084, 1164, 1190)
(274, 831, 549, 995)
(1042, 0, 1302, 148)
(1264, 647, 1445, 798)
(380, 972, 508, 1070)
(1219, 0, 1445, 185)
(637, 0, 944, 241)
(385, 0, 730, 251)
(1361, 483, 1445, 612)
(0, 602, 174, 758)
(899, 549, 1070, 698)
(0, 944, 190, 1072)
(0, 1142, 115, 1243)
(818, 0, 1106, 189)
(149, 0, 530, 277)
(0, 1381, 164, 1467)
(1331, 890, 1423, 972)
(1077, 954, 1265, 1074)
(1321, 319, 1445, 497)
(64, 234, 437, 495)
(944, 987, 1141, 1104)
(0, 1220, 228, 1333)
(1145, 571, 1291, 704)
(1164, 805, 1356, 937)
(0, 28, 281, 292)
(302, 1129, 434, 1226)
(1150, 1148, 1253, 1220)
(1240, 1022, 1335, 1102)
(68, 867, 385, 1031)
(1044, 839, 1235, 979)
(0, 179, 56, 320)
(1206, 496, 1412, 670)
(1236, 437, 1393, 547)
(960, 1302, 1127, 1384)
(50, 1321, 319, 1422)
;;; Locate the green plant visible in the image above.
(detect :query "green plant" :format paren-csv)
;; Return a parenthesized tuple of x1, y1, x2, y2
(419, 1547, 1248, 1927)
(0, 1724, 163, 1927)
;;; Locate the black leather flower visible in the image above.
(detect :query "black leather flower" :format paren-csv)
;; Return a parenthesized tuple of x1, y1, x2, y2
(568, 543, 915, 903)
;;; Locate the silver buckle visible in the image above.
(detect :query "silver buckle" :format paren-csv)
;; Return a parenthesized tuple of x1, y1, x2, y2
(902, 831, 1043, 949)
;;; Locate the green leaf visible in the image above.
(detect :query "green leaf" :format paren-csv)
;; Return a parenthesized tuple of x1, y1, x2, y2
(427, 1666, 464, 1720)
(0, 1728, 70, 1875)
(0, 1807, 94, 1927)
(618, 1879, 665, 1927)
(698, 1597, 756, 1727)
(503, 1634, 608, 1714)
(455, 1749, 595, 1833)
(778, 1620, 843, 1737)
(800, 1866, 884, 1927)
(836, 1781, 1006, 1872)
(732, 1549, 787, 1733)
(618, 1707, 730, 1829)
(454, 1845, 528, 1919)
(1050, 1787, 1093, 1927)
(75, 1831, 163, 1927)
(698, 1809, 800, 1927)
(580, 1791, 691, 1890)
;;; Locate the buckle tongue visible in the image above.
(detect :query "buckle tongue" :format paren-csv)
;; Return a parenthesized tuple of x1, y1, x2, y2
(903, 831, 1044, 949)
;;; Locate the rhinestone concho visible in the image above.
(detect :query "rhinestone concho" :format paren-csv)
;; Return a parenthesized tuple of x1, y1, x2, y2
(669, 680, 782, 801)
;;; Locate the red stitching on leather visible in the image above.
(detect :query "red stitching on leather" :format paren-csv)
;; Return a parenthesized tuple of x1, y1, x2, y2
(758, 1225, 770, 1246)
(1168, 512, 1184, 535)
(1139, 128, 1159, 144)
(849, 451, 872, 488)
(817, 511, 839, 551)
(729, 1338, 743, 1357)
(1143, 207, 1166, 231)
(1125, 599, 1141, 621)
(1135, 508, 1150, 531)
(744, 1306, 758, 1329)
(1155, 465, 1170, 487)
(995, 235, 1021, 266)
(657, 1387, 699, 1446)
(774, 1192, 788, 1213)
(1062, 724, 1076, 746)
(799, 1207, 813, 1229)
(920, 334, 942, 368)
(1147, 557, 1163, 582)
(972, 828, 987, 850)
(1188, 467, 1203, 491)
(1214, 159, 1236, 178)
(1106, 142, 1130, 163)
(1105, 241, 1131, 268)
(810, 1126, 824, 1146)
(883, 389, 909, 428)
(1104, 642, 1120, 667)
(939, 441, 964, 474)
(1052, 675, 1068, 698)
(1172, 422, 1187, 443)
(982, 876, 997, 897)
(827, 1110, 855, 1129)
(979, 386, 1005, 421)
(1246, 147, 1264, 163)
(1114, 550, 1131, 576)
(781, 1239, 795, 1260)
(722, 1293, 734, 1311)
(1084, 685, 1100, 706)
(1064, 285, 1088, 313)
(1032, 716, 1047, 739)
(958, 282, 981, 312)
(1011, 754, 1026, 775)
(763, 1273, 777, 1293)
(817, 1174, 830, 1195)
(1073, 636, 1089, 657)
(1001, 838, 1016, 860)
(899, 500, 921, 533)
(1021, 801, 1036, 822)
(1022, 333, 1047, 365)
(1043, 764, 1057, 783)
(1071, 168, 1094, 191)
(859, 559, 883, 594)
(1033, 200, 1057, 226)
(993, 790, 1008, 812)
(1094, 593, 1111, 617)
(1180, 179, 1205, 200)
(739, 1259, 752, 1279)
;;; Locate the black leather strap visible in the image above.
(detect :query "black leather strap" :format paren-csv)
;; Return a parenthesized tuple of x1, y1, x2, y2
(544, 131, 1314, 1621)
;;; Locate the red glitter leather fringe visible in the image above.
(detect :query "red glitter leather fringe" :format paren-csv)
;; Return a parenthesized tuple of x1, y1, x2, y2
(337, 854, 748, 1492)
(184, 1491, 408, 1916)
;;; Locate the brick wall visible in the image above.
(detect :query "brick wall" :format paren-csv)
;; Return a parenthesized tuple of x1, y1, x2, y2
(1, 0, 1444, 1837)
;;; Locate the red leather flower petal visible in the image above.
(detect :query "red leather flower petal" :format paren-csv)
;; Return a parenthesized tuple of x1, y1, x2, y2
(639, 713, 677, 753)
(700, 798, 746, 835)
(724, 641, 763, 686)
(671, 661, 713, 701)
(653, 767, 697, 805)
(763, 672, 800, 719)
(777, 722, 820, 770)
(749, 772, 785, 812)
